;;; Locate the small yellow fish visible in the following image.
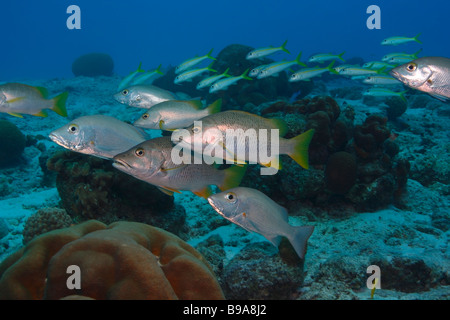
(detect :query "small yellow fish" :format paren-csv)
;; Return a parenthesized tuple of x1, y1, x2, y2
(0, 83, 68, 118)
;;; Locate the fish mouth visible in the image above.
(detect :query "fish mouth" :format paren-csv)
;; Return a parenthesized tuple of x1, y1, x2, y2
(207, 197, 225, 217)
(112, 158, 132, 171)
(48, 133, 69, 148)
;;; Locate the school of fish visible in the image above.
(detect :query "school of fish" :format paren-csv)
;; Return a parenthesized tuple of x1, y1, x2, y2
(2, 32, 448, 260)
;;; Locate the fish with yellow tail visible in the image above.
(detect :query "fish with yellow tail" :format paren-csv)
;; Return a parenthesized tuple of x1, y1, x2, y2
(114, 84, 178, 109)
(381, 33, 422, 46)
(246, 40, 290, 60)
(308, 52, 345, 64)
(173, 110, 315, 173)
(209, 69, 252, 93)
(207, 187, 314, 259)
(134, 98, 222, 131)
(363, 87, 408, 103)
(0, 83, 68, 118)
(175, 48, 216, 74)
(257, 52, 306, 79)
(117, 62, 145, 91)
(112, 136, 247, 199)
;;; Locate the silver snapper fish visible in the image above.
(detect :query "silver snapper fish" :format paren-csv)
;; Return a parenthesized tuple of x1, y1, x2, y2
(207, 187, 314, 259)
(175, 110, 314, 171)
(113, 84, 177, 108)
(112, 136, 246, 198)
(49, 115, 150, 159)
(134, 99, 221, 131)
(0, 83, 68, 118)
(390, 56, 450, 102)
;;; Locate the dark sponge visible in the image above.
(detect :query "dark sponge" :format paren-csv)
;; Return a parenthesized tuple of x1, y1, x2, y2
(0, 120, 26, 168)
(72, 52, 114, 77)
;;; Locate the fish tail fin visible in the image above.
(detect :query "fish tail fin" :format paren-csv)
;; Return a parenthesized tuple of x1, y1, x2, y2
(206, 98, 222, 115)
(222, 67, 232, 77)
(414, 33, 422, 44)
(338, 51, 346, 61)
(376, 66, 387, 75)
(281, 40, 290, 54)
(137, 62, 145, 73)
(413, 48, 423, 58)
(206, 48, 216, 60)
(241, 69, 253, 81)
(288, 225, 315, 259)
(138, 62, 144, 72)
(33, 110, 48, 117)
(295, 52, 307, 67)
(398, 90, 408, 103)
(286, 129, 314, 169)
(52, 92, 69, 117)
(155, 64, 163, 75)
(192, 186, 214, 199)
(207, 61, 217, 73)
(327, 61, 339, 74)
(219, 164, 247, 192)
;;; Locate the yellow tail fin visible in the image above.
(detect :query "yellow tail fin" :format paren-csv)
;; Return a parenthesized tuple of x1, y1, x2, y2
(52, 92, 69, 117)
(219, 164, 247, 191)
(287, 129, 315, 169)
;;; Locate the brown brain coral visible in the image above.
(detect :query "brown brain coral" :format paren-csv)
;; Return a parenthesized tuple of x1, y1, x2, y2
(0, 220, 224, 300)
(22, 207, 73, 244)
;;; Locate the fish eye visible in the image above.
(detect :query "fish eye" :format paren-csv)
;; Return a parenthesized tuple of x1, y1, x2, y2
(68, 124, 78, 134)
(135, 148, 145, 157)
(225, 192, 237, 203)
(406, 63, 417, 72)
(122, 89, 129, 95)
(142, 113, 149, 120)
(192, 126, 201, 134)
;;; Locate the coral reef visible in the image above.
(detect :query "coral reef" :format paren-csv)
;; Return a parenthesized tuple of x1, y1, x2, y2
(46, 149, 186, 236)
(0, 219, 8, 240)
(242, 96, 410, 215)
(22, 207, 73, 244)
(385, 96, 408, 119)
(0, 220, 224, 299)
(0, 120, 26, 168)
(72, 53, 114, 77)
(220, 241, 305, 299)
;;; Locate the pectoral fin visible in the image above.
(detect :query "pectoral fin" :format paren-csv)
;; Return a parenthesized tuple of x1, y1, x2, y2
(192, 186, 214, 199)
(7, 112, 23, 118)
(157, 186, 182, 196)
(7, 97, 25, 104)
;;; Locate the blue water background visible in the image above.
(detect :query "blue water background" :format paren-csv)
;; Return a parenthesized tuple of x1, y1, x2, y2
(1, 0, 448, 80)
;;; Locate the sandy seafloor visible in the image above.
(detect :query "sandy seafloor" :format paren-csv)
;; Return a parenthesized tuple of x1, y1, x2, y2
(0, 75, 448, 300)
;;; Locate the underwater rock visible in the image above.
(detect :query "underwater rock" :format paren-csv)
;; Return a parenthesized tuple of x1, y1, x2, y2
(0, 120, 26, 168)
(72, 52, 114, 77)
(38, 146, 59, 187)
(325, 152, 357, 194)
(0, 219, 8, 240)
(299, 255, 367, 299)
(221, 242, 305, 299)
(46, 149, 186, 236)
(22, 207, 73, 244)
(0, 220, 224, 299)
(385, 96, 407, 119)
(194, 234, 226, 283)
(371, 257, 445, 293)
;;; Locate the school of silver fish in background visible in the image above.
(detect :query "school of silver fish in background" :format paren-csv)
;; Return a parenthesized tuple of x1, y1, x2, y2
(0, 33, 449, 260)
